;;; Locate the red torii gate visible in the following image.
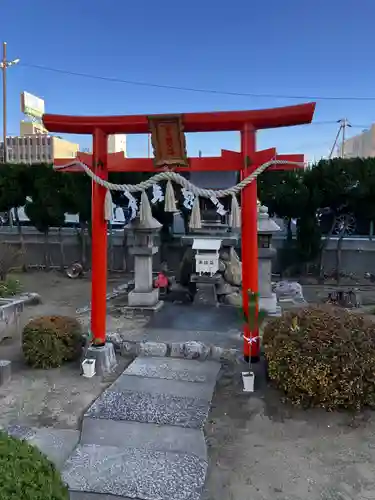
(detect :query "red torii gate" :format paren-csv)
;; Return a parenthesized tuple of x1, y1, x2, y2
(44, 103, 315, 360)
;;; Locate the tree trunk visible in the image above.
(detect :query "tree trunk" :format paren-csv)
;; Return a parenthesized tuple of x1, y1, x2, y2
(14, 208, 27, 271)
(335, 215, 350, 285)
(58, 227, 65, 272)
(318, 215, 337, 282)
(336, 236, 344, 285)
(286, 218, 293, 242)
(79, 222, 88, 270)
(43, 231, 50, 270)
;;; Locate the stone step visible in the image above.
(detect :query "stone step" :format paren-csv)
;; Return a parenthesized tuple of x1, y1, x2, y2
(70, 493, 128, 500)
(63, 443, 207, 500)
(5, 425, 80, 469)
(108, 373, 215, 401)
(84, 388, 210, 429)
(81, 418, 207, 460)
(124, 356, 221, 385)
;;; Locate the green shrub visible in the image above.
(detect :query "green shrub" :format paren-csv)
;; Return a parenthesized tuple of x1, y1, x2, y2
(0, 431, 69, 499)
(22, 315, 82, 369)
(0, 277, 22, 298)
(263, 306, 375, 410)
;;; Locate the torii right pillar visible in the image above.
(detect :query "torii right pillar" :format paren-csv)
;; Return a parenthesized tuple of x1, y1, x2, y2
(241, 124, 259, 362)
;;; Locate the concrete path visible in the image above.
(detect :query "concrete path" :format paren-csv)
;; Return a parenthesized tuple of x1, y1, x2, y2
(60, 356, 221, 500)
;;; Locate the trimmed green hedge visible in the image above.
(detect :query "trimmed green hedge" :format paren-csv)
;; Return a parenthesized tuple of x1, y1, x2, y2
(22, 315, 82, 369)
(0, 431, 69, 499)
(263, 305, 375, 410)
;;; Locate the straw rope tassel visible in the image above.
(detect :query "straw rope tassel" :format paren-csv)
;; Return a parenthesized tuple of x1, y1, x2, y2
(104, 189, 113, 221)
(164, 180, 177, 212)
(140, 190, 153, 223)
(230, 193, 241, 229)
(189, 196, 202, 230)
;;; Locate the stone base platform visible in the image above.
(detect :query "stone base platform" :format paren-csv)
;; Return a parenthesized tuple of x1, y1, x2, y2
(6, 357, 221, 500)
(62, 356, 220, 499)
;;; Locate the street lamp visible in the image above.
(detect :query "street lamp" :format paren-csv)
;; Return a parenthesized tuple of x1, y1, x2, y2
(0, 42, 20, 163)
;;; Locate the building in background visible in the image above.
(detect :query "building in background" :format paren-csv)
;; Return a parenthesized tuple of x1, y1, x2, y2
(1, 135, 79, 163)
(0, 91, 80, 163)
(108, 134, 127, 155)
(20, 120, 48, 136)
(342, 125, 375, 158)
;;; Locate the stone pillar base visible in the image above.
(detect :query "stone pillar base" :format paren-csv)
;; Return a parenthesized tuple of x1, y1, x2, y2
(0, 360, 11, 386)
(128, 288, 160, 308)
(85, 342, 117, 376)
(259, 293, 281, 316)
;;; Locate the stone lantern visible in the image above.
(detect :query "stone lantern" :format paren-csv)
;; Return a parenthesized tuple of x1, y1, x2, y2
(126, 214, 163, 309)
(257, 204, 281, 316)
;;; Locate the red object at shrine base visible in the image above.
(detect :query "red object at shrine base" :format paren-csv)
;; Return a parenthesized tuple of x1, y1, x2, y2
(43, 103, 316, 358)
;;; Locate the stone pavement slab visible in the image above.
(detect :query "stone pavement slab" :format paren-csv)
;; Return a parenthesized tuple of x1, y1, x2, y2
(146, 303, 240, 332)
(70, 493, 130, 500)
(125, 357, 221, 384)
(63, 443, 207, 500)
(85, 389, 209, 428)
(108, 373, 214, 400)
(5, 425, 80, 468)
(81, 418, 207, 459)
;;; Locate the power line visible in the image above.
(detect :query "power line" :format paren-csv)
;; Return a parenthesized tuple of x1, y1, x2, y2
(20, 62, 375, 102)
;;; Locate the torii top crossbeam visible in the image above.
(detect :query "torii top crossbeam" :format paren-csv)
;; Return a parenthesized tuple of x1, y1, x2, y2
(43, 102, 315, 135)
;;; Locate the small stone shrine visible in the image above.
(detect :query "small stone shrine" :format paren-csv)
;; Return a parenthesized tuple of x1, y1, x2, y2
(190, 238, 222, 305)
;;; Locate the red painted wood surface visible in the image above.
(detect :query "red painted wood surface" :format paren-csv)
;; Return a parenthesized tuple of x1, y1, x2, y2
(45, 103, 315, 355)
(44, 102, 315, 135)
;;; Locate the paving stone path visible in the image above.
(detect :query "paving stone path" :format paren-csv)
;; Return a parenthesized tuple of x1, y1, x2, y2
(9, 356, 221, 500)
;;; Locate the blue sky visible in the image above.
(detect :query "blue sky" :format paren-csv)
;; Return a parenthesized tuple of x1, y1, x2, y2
(2, 0, 375, 160)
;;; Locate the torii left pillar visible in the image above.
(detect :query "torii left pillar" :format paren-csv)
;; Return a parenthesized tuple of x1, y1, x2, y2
(91, 129, 108, 346)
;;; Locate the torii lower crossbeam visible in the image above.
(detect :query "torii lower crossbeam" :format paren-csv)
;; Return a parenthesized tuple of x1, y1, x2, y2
(43, 103, 315, 359)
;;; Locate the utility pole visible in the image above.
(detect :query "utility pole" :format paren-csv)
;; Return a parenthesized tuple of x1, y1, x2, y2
(0, 42, 20, 162)
(329, 118, 351, 159)
(340, 118, 351, 158)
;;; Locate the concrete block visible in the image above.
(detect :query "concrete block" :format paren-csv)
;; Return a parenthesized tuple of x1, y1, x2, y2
(120, 340, 140, 357)
(170, 342, 185, 359)
(0, 298, 23, 342)
(184, 341, 210, 360)
(27, 428, 80, 468)
(170, 341, 210, 361)
(63, 444, 207, 500)
(125, 356, 221, 384)
(128, 288, 159, 307)
(81, 418, 207, 460)
(84, 390, 210, 429)
(21, 292, 42, 306)
(85, 343, 117, 376)
(108, 374, 214, 401)
(139, 341, 167, 357)
(105, 332, 122, 350)
(0, 360, 11, 386)
(210, 346, 239, 363)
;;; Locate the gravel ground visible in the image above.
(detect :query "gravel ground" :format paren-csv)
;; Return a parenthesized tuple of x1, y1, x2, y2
(0, 271, 144, 430)
(3, 272, 375, 499)
(203, 360, 375, 500)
